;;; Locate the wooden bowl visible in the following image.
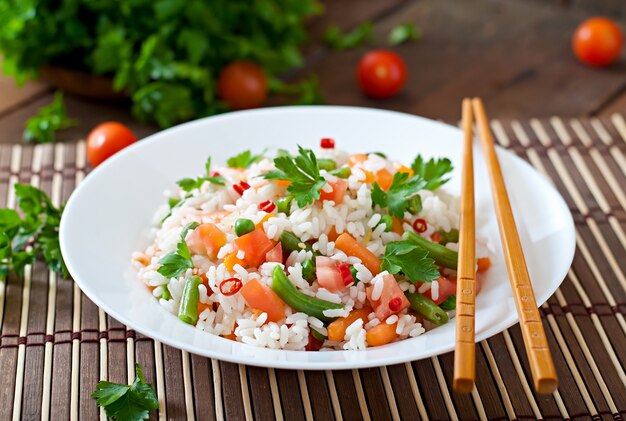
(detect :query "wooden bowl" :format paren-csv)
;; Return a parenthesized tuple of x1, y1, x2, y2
(39, 66, 128, 101)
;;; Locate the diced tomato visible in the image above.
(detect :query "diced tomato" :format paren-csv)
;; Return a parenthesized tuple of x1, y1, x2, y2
(239, 279, 286, 323)
(316, 256, 346, 292)
(305, 331, 324, 351)
(187, 223, 227, 260)
(234, 227, 276, 268)
(423, 275, 457, 305)
(319, 179, 348, 205)
(265, 243, 283, 263)
(337, 263, 354, 287)
(376, 169, 393, 191)
(366, 273, 410, 320)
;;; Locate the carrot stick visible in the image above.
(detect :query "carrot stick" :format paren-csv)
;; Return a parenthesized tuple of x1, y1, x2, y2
(335, 233, 381, 275)
(366, 322, 398, 347)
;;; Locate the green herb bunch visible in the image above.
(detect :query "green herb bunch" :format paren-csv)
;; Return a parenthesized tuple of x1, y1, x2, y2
(0, 0, 322, 128)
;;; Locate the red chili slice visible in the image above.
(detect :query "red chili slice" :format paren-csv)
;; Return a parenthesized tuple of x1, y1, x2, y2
(233, 181, 251, 195)
(219, 278, 243, 296)
(388, 297, 402, 312)
(412, 218, 427, 233)
(258, 200, 276, 213)
(337, 263, 354, 286)
(320, 138, 335, 149)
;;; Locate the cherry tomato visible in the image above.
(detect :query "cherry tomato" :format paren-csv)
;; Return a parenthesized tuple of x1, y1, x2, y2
(573, 17, 623, 67)
(217, 61, 268, 110)
(86, 122, 137, 167)
(356, 50, 407, 99)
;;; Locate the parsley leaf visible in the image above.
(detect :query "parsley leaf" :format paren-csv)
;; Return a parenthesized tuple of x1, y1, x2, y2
(410, 156, 454, 191)
(92, 363, 159, 421)
(177, 157, 224, 193)
(388, 23, 422, 46)
(157, 222, 198, 279)
(263, 145, 327, 208)
(381, 241, 440, 283)
(372, 172, 424, 218)
(23, 92, 78, 144)
(323, 22, 374, 51)
(227, 150, 264, 169)
(0, 184, 67, 281)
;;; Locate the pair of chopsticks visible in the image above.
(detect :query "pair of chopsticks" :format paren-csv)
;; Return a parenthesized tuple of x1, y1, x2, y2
(452, 98, 558, 394)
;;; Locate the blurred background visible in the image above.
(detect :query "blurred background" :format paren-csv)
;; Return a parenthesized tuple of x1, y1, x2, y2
(1, 0, 626, 155)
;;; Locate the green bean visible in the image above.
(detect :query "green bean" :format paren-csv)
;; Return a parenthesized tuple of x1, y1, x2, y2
(275, 196, 293, 214)
(317, 158, 337, 171)
(280, 231, 313, 254)
(405, 292, 449, 326)
(160, 285, 172, 300)
(439, 295, 457, 311)
(377, 214, 393, 232)
(407, 195, 422, 214)
(311, 328, 327, 340)
(302, 258, 316, 282)
(234, 218, 255, 237)
(271, 266, 343, 322)
(370, 151, 387, 159)
(405, 231, 458, 269)
(178, 276, 202, 325)
(330, 166, 352, 178)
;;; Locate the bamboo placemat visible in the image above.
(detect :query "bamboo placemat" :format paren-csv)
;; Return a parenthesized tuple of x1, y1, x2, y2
(1, 115, 625, 421)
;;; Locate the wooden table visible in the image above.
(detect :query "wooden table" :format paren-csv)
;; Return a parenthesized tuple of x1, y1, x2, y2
(2, 0, 626, 142)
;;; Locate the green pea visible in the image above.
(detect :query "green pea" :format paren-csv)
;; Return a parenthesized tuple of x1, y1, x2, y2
(407, 195, 423, 214)
(350, 266, 359, 284)
(317, 158, 337, 171)
(234, 218, 255, 237)
(377, 214, 393, 232)
(302, 258, 316, 282)
(276, 196, 293, 214)
(330, 166, 351, 178)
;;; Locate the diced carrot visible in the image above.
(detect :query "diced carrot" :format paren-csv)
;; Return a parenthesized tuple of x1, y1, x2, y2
(224, 252, 244, 272)
(391, 216, 404, 235)
(234, 227, 276, 267)
(223, 331, 237, 341)
(256, 213, 275, 230)
(271, 179, 291, 188)
(240, 279, 286, 322)
(147, 285, 156, 292)
(187, 223, 227, 260)
(326, 226, 339, 242)
(319, 179, 348, 205)
(361, 170, 376, 183)
(431, 232, 442, 243)
(477, 257, 491, 272)
(197, 302, 211, 317)
(366, 321, 398, 347)
(376, 169, 394, 191)
(335, 233, 381, 275)
(348, 154, 368, 166)
(327, 307, 371, 342)
(394, 163, 414, 178)
(252, 308, 264, 319)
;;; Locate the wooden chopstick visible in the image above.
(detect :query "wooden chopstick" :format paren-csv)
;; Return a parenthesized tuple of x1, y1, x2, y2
(453, 98, 477, 393)
(471, 98, 558, 394)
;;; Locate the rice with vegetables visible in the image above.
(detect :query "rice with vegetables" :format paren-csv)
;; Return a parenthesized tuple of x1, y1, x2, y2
(132, 139, 490, 351)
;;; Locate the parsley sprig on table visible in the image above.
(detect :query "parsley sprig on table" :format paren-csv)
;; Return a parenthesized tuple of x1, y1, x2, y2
(92, 363, 159, 421)
(177, 157, 224, 192)
(157, 222, 199, 279)
(381, 241, 440, 283)
(23, 92, 77, 144)
(372, 155, 454, 218)
(263, 145, 327, 208)
(0, 184, 67, 280)
(227, 149, 264, 169)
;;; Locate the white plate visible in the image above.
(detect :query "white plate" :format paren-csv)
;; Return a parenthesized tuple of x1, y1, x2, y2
(60, 106, 575, 370)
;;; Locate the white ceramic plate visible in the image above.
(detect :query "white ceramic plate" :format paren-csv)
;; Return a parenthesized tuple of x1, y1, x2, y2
(60, 106, 575, 370)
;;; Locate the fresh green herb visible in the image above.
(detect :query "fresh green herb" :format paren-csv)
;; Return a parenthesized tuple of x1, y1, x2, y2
(323, 22, 374, 51)
(156, 222, 199, 279)
(407, 195, 422, 214)
(269, 76, 325, 105)
(377, 214, 393, 232)
(350, 265, 359, 284)
(1, 2, 322, 128)
(263, 146, 327, 207)
(92, 363, 159, 421)
(381, 241, 439, 283)
(275, 196, 293, 214)
(0, 184, 67, 281)
(23, 92, 77, 144)
(388, 23, 422, 46)
(410, 156, 454, 191)
(177, 157, 224, 192)
(227, 150, 264, 169)
(371, 172, 424, 218)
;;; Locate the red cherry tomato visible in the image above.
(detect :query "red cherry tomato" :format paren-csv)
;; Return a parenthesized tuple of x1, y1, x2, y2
(217, 61, 268, 110)
(356, 50, 407, 99)
(573, 17, 623, 67)
(87, 122, 137, 167)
